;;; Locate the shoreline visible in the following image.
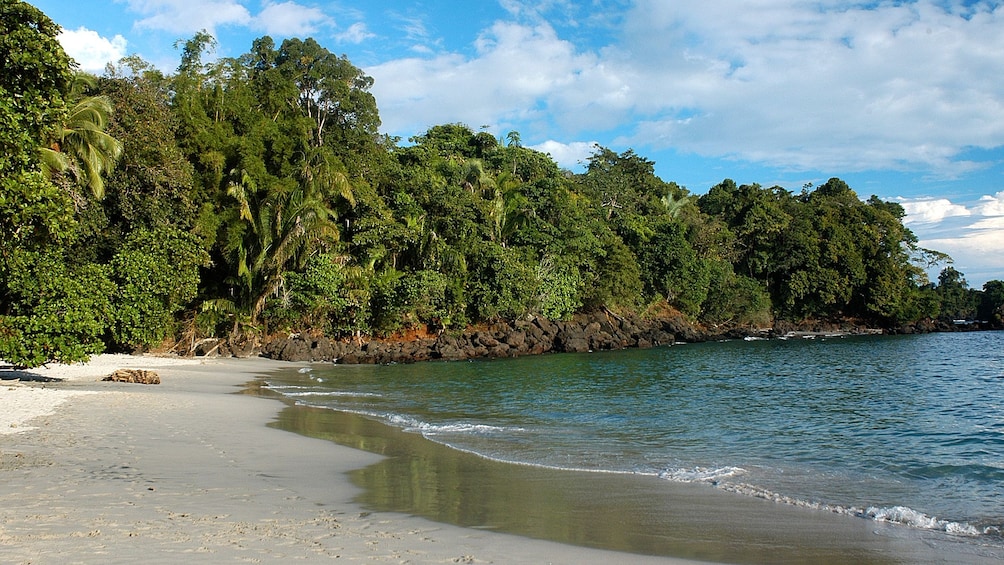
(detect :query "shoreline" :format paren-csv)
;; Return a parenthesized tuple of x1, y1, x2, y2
(3, 352, 1000, 564)
(0, 354, 699, 563)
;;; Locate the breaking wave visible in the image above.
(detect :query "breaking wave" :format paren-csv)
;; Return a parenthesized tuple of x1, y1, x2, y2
(655, 469, 994, 537)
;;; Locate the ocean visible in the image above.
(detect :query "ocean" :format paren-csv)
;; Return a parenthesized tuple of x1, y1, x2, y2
(258, 331, 1004, 563)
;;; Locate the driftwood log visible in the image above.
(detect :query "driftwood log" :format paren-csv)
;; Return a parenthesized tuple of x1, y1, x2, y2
(103, 369, 161, 385)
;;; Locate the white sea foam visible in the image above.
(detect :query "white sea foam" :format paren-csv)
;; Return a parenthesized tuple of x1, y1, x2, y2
(263, 382, 380, 398)
(285, 390, 382, 398)
(385, 414, 525, 435)
(679, 476, 992, 537)
(659, 466, 746, 483)
(863, 506, 984, 536)
(262, 382, 314, 391)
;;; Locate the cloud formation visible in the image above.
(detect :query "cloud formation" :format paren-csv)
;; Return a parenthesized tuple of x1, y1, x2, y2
(365, 1, 1004, 179)
(126, 0, 334, 37)
(899, 193, 1004, 286)
(529, 140, 598, 171)
(59, 27, 128, 73)
(254, 1, 331, 36)
(127, 0, 252, 34)
(336, 22, 374, 45)
(614, 2, 1004, 174)
(898, 198, 972, 225)
(975, 191, 1004, 216)
(367, 22, 594, 136)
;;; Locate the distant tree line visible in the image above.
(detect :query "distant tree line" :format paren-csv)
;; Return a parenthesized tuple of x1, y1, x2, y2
(2, 2, 1002, 367)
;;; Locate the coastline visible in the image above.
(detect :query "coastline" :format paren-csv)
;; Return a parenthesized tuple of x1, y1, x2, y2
(0, 354, 698, 563)
(254, 310, 997, 366)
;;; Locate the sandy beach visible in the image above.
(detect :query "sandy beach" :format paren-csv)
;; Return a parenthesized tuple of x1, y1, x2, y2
(0, 354, 698, 564)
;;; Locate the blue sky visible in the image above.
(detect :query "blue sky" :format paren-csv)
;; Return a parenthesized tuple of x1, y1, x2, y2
(32, 0, 1004, 286)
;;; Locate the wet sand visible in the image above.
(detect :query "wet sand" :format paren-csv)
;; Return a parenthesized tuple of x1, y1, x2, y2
(1, 355, 999, 563)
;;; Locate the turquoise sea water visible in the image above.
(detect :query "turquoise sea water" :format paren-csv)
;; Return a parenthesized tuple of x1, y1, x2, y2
(262, 331, 1004, 555)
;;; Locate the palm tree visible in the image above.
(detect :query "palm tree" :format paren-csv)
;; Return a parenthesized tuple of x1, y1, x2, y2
(40, 73, 123, 199)
(660, 192, 693, 219)
(487, 171, 531, 246)
(225, 160, 342, 325)
(459, 158, 493, 196)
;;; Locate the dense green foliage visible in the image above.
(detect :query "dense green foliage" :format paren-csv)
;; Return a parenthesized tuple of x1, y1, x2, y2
(2, 4, 1002, 367)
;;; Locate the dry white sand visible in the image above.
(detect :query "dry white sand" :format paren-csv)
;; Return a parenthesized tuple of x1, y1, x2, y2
(1, 354, 197, 435)
(0, 355, 699, 564)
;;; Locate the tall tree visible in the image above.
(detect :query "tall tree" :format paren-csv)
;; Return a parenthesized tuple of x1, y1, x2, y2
(0, 1, 114, 367)
(935, 267, 978, 321)
(979, 280, 1004, 327)
(96, 61, 197, 232)
(0, 1, 71, 177)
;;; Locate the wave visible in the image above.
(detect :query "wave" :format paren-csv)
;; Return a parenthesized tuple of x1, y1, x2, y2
(263, 383, 382, 398)
(384, 413, 527, 436)
(863, 506, 987, 536)
(658, 466, 746, 483)
(285, 390, 383, 398)
(656, 471, 994, 537)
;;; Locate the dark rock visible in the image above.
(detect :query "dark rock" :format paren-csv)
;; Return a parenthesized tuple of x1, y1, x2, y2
(589, 331, 617, 351)
(473, 331, 500, 348)
(489, 321, 513, 341)
(534, 317, 558, 337)
(505, 330, 526, 349)
(436, 343, 468, 361)
(486, 343, 511, 358)
(229, 339, 258, 358)
(310, 337, 336, 361)
(557, 336, 590, 353)
(279, 338, 312, 362)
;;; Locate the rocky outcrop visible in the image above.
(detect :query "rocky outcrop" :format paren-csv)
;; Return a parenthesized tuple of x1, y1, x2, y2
(255, 310, 704, 364)
(103, 369, 161, 384)
(189, 311, 997, 365)
(888, 318, 994, 334)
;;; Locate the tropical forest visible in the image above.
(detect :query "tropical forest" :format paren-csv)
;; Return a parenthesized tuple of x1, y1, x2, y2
(3, 1, 1002, 368)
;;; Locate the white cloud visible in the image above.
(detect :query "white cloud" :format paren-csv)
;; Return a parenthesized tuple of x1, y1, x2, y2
(336, 22, 374, 45)
(367, 21, 595, 137)
(975, 191, 1004, 216)
(898, 193, 1004, 285)
(254, 1, 331, 36)
(58, 27, 127, 73)
(609, 1, 1004, 173)
(125, 0, 339, 43)
(897, 197, 971, 224)
(369, 1, 1004, 177)
(529, 140, 597, 170)
(921, 225, 1004, 286)
(127, 0, 251, 34)
(388, 14, 439, 54)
